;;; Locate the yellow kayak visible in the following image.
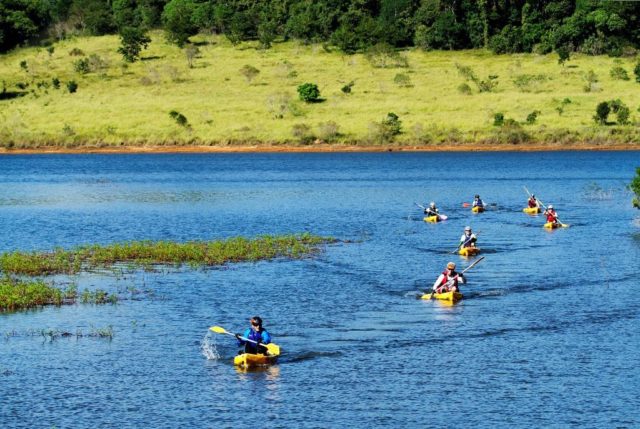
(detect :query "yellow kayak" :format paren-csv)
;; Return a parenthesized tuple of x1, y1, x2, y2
(234, 352, 279, 368)
(543, 222, 568, 229)
(424, 215, 439, 223)
(471, 206, 484, 213)
(421, 291, 463, 302)
(523, 207, 540, 214)
(459, 247, 480, 256)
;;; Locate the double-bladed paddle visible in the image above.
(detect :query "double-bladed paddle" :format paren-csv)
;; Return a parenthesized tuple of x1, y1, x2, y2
(429, 256, 485, 299)
(209, 325, 280, 355)
(524, 187, 568, 227)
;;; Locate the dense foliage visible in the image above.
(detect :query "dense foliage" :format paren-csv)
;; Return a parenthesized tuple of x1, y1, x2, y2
(2, 0, 640, 55)
(631, 167, 640, 209)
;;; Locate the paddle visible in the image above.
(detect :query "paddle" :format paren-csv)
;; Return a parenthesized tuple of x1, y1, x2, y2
(415, 202, 447, 221)
(429, 256, 485, 299)
(523, 186, 540, 209)
(452, 230, 480, 254)
(209, 325, 280, 355)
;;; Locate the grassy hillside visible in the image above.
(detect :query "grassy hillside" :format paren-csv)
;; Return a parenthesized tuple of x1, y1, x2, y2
(1, 31, 639, 149)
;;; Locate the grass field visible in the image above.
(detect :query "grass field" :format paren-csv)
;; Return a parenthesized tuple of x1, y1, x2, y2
(1, 31, 639, 149)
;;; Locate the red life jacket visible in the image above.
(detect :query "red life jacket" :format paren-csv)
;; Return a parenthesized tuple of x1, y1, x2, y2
(438, 270, 459, 290)
(546, 210, 557, 222)
(528, 198, 537, 208)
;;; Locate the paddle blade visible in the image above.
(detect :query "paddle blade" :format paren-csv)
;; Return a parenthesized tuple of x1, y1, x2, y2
(266, 343, 280, 356)
(462, 203, 470, 207)
(209, 326, 228, 334)
(439, 215, 448, 221)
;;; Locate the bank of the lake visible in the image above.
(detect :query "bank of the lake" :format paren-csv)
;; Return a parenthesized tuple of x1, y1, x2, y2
(2, 32, 640, 150)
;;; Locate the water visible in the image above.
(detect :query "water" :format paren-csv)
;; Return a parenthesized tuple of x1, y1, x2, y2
(1, 152, 639, 428)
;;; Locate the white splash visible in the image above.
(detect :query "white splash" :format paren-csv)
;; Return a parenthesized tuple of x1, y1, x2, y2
(201, 332, 221, 360)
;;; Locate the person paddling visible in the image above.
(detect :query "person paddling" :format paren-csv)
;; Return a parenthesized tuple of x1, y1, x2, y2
(432, 262, 466, 294)
(472, 194, 485, 208)
(460, 226, 477, 249)
(236, 316, 272, 355)
(424, 201, 439, 217)
(543, 204, 560, 227)
(528, 194, 539, 209)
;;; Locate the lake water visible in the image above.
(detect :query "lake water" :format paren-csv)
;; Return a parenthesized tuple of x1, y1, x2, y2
(1, 151, 639, 428)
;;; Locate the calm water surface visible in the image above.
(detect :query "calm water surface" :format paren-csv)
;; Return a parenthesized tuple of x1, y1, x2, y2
(1, 152, 639, 428)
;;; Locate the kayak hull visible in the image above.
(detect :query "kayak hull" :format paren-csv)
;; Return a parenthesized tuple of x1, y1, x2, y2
(234, 353, 278, 368)
(544, 222, 568, 229)
(424, 215, 439, 223)
(421, 291, 463, 302)
(523, 207, 540, 214)
(471, 206, 484, 213)
(459, 247, 480, 256)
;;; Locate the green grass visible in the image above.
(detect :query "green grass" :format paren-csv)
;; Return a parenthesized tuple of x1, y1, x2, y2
(0, 234, 335, 276)
(0, 277, 73, 311)
(1, 31, 639, 148)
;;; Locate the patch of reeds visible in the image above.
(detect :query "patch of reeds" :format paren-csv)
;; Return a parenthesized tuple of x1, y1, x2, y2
(0, 277, 71, 311)
(0, 233, 334, 276)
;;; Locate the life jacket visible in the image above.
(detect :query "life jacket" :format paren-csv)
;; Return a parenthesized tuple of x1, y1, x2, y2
(437, 270, 459, 291)
(243, 328, 269, 354)
(473, 199, 484, 207)
(528, 198, 537, 208)
(546, 210, 557, 223)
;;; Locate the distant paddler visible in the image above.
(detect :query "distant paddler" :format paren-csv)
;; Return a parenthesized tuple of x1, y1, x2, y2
(543, 204, 566, 229)
(416, 201, 448, 222)
(471, 194, 486, 212)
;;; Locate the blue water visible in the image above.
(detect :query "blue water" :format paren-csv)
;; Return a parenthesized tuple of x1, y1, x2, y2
(1, 152, 639, 428)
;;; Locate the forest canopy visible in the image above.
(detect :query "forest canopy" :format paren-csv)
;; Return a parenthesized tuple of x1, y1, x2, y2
(2, 0, 640, 55)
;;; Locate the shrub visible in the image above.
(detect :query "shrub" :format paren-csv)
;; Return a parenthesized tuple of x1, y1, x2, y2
(341, 81, 354, 94)
(73, 58, 90, 74)
(393, 73, 412, 87)
(493, 112, 504, 126)
(66, 81, 78, 93)
(69, 48, 85, 56)
(381, 112, 402, 136)
(556, 98, 572, 116)
(117, 27, 151, 63)
(88, 54, 109, 72)
(185, 45, 199, 68)
(455, 63, 498, 92)
(584, 70, 600, 92)
(594, 102, 611, 125)
(635, 62, 640, 83)
(240, 65, 260, 83)
(297, 83, 321, 103)
(610, 99, 630, 125)
(457, 83, 472, 95)
(169, 110, 190, 128)
(46, 46, 54, 56)
(512, 74, 548, 92)
(557, 46, 570, 66)
(317, 121, 340, 141)
(266, 92, 297, 119)
(610, 66, 629, 81)
(19, 60, 28, 71)
(525, 110, 541, 125)
(630, 167, 640, 209)
(291, 123, 314, 144)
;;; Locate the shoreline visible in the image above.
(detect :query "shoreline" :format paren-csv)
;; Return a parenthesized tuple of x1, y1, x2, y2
(1, 142, 639, 155)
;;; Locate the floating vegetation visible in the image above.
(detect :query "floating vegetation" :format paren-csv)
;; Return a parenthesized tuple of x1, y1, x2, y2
(0, 234, 334, 276)
(0, 278, 117, 312)
(582, 182, 615, 201)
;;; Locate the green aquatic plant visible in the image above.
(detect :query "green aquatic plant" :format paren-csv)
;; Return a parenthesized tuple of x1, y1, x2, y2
(630, 167, 640, 209)
(0, 234, 335, 276)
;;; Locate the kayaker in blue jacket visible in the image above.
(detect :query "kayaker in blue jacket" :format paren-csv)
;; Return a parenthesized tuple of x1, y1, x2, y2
(236, 316, 272, 355)
(472, 194, 485, 208)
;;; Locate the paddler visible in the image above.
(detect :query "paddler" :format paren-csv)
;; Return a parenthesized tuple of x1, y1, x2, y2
(543, 204, 560, 226)
(432, 262, 466, 294)
(472, 194, 485, 208)
(424, 201, 439, 217)
(460, 226, 477, 248)
(527, 194, 539, 208)
(236, 316, 272, 355)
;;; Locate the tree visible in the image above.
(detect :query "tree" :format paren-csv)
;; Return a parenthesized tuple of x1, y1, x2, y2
(117, 26, 150, 62)
(0, 0, 52, 53)
(162, 0, 199, 47)
(593, 101, 610, 125)
(297, 83, 320, 102)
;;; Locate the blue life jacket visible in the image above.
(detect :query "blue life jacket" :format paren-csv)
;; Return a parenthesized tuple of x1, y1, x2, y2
(239, 328, 271, 354)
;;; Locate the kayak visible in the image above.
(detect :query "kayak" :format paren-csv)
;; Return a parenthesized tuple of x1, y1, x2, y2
(459, 247, 480, 256)
(471, 206, 484, 213)
(234, 352, 278, 368)
(544, 222, 568, 229)
(423, 214, 448, 222)
(523, 207, 540, 214)
(421, 291, 463, 302)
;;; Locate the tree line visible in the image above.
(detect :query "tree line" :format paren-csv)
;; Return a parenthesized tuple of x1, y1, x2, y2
(2, 0, 640, 56)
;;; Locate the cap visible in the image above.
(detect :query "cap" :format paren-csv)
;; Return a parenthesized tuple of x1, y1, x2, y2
(464, 226, 471, 231)
(447, 262, 456, 269)
(548, 204, 553, 209)
(474, 194, 480, 198)
(430, 202, 436, 207)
